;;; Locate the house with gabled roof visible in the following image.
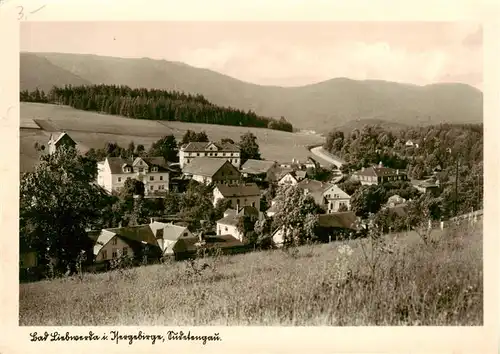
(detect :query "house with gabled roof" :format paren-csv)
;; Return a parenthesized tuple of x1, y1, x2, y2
(182, 157, 241, 185)
(277, 170, 307, 185)
(179, 141, 241, 169)
(97, 156, 173, 196)
(88, 224, 162, 264)
(213, 183, 261, 210)
(216, 206, 260, 242)
(351, 162, 408, 186)
(149, 221, 196, 257)
(240, 159, 278, 181)
(47, 131, 77, 155)
(294, 179, 351, 213)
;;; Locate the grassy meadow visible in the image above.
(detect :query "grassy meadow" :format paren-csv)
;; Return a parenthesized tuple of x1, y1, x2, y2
(20, 103, 326, 172)
(19, 220, 483, 326)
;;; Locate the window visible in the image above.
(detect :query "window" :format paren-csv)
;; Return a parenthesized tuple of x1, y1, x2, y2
(150, 176, 154, 181)
(118, 177, 122, 182)
(102, 250, 107, 259)
(112, 237, 117, 245)
(225, 226, 228, 231)
(186, 159, 190, 164)
(139, 168, 144, 173)
(237, 198, 240, 205)
(160, 176, 163, 181)
(152, 167, 158, 172)
(252, 202, 255, 207)
(112, 249, 118, 259)
(183, 232, 188, 237)
(150, 185, 154, 190)
(197, 153, 200, 156)
(122, 247, 128, 256)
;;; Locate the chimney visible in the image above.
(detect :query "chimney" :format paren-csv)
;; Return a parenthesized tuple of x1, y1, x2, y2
(396, 169, 399, 175)
(362, 167, 365, 171)
(150, 217, 154, 224)
(379, 161, 383, 168)
(118, 221, 122, 228)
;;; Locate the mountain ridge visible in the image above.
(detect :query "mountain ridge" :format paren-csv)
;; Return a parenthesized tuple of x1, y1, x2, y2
(20, 52, 483, 132)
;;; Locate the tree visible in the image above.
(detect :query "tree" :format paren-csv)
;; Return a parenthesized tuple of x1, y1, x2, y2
(120, 178, 145, 198)
(237, 214, 259, 245)
(127, 141, 135, 156)
(212, 198, 233, 222)
(272, 184, 321, 247)
(20, 145, 109, 274)
(350, 185, 386, 218)
(148, 134, 178, 162)
(338, 203, 349, 212)
(181, 130, 210, 145)
(136, 144, 146, 156)
(239, 132, 261, 163)
(220, 138, 235, 145)
(163, 191, 181, 215)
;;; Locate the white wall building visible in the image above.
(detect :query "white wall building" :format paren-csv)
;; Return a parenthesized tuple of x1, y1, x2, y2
(179, 141, 241, 169)
(97, 156, 171, 196)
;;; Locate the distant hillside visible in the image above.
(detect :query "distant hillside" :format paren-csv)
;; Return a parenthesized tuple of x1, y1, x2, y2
(333, 118, 409, 135)
(20, 52, 483, 132)
(20, 53, 92, 91)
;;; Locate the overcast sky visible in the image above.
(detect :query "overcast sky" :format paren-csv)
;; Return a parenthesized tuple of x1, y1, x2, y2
(20, 22, 483, 90)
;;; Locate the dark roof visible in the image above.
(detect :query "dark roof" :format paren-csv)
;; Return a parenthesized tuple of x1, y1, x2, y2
(106, 225, 159, 247)
(182, 158, 238, 177)
(51, 132, 76, 146)
(216, 183, 261, 197)
(204, 234, 245, 249)
(354, 166, 407, 178)
(241, 159, 277, 174)
(181, 141, 240, 152)
(172, 237, 199, 253)
(224, 205, 260, 218)
(318, 212, 358, 230)
(106, 156, 173, 174)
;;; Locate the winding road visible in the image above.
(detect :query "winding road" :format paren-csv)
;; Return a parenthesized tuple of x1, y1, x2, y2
(310, 146, 346, 169)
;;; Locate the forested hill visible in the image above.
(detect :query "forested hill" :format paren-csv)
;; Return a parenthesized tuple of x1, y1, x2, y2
(21, 52, 483, 132)
(19, 85, 294, 132)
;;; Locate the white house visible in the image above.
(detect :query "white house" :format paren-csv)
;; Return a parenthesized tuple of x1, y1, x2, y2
(277, 170, 307, 185)
(216, 206, 260, 242)
(149, 221, 196, 256)
(213, 183, 261, 210)
(97, 156, 171, 196)
(179, 141, 241, 169)
(322, 184, 351, 212)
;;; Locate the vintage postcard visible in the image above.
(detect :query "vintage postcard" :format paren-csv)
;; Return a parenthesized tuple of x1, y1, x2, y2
(1, 0, 498, 353)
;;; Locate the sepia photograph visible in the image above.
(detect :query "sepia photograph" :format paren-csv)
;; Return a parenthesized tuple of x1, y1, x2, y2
(18, 21, 483, 326)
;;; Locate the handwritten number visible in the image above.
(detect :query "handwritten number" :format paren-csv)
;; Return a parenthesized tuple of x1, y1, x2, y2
(17, 6, 25, 20)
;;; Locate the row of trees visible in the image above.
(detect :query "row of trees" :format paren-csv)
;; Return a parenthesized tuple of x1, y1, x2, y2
(20, 85, 294, 132)
(83, 129, 262, 165)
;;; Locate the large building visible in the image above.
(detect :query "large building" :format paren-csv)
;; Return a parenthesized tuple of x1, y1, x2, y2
(179, 141, 241, 169)
(97, 156, 172, 196)
(351, 163, 408, 186)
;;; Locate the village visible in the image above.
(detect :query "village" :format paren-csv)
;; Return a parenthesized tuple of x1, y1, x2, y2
(19, 129, 471, 279)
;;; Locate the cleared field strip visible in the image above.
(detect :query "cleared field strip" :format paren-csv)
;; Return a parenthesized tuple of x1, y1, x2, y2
(20, 102, 325, 171)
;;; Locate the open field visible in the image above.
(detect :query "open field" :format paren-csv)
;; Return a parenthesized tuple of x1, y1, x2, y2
(20, 103, 325, 172)
(19, 221, 482, 326)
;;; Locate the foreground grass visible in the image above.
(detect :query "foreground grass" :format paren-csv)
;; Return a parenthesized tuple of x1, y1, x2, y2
(19, 222, 482, 326)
